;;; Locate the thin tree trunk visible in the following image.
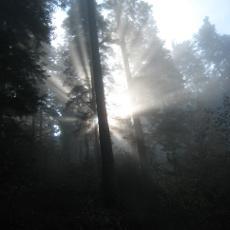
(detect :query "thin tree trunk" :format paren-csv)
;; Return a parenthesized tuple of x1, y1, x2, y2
(94, 125, 101, 166)
(84, 134, 90, 161)
(86, 0, 115, 206)
(39, 109, 43, 141)
(79, 139, 83, 163)
(112, 0, 147, 167)
(32, 115, 36, 141)
(119, 38, 147, 167)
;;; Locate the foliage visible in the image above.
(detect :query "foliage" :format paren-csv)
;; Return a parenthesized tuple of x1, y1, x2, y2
(0, 0, 56, 116)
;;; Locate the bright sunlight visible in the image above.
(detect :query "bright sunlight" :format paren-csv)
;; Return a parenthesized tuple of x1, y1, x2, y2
(148, 0, 197, 48)
(107, 90, 133, 120)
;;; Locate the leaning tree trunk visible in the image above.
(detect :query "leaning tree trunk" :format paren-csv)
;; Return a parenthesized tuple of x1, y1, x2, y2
(119, 38, 147, 168)
(39, 108, 43, 142)
(112, 1, 147, 167)
(84, 134, 90, 161)
(86, 0, 115, 206)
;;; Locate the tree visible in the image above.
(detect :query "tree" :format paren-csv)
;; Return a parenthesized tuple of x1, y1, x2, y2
(102, 0, 183, 167)
(170, 18, 230, 180)
(0, 0, 59, 178)
(195, 17, 230, 99)
(172, 41, 207, 94)
(0, 0, 57, 117)
(191, 18, 230, 152)
(86, 0, 115, 205)
(62, 0, 115, 204)
(196, 17, 230, 78)
(101, 0, 154, 166)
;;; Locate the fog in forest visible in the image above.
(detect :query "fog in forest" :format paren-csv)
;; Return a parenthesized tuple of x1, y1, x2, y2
(1, 0, 230, 229)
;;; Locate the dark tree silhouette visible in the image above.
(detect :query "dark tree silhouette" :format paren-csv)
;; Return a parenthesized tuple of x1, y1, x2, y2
(0, 0, 57, 117)
(86, 0, 115, 205)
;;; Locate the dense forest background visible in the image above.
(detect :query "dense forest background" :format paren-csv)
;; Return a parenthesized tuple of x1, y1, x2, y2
(1, 0, 230, 229)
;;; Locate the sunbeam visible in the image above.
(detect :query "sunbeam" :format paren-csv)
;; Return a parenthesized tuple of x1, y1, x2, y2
(46, 74, 71, 103)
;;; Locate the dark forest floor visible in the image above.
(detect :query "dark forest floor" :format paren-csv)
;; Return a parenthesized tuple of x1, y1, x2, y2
(1, 155, 230, 230)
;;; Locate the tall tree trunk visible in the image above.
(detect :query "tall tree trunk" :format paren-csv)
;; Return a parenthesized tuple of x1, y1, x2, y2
(32, 115, 36, 141)
(39, 109, 43, 141)
(93, 124, 101, 168)
(84, 134, 90, 161)
(86, 0, 115, 206)
(119, 38, 147, 167)
(78, 139, 83, 163)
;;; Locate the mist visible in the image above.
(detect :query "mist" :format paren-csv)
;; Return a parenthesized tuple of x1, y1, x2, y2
(1, 0, 230, 229)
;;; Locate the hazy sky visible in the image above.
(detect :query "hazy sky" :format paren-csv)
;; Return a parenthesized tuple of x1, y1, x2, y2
(146, 0, 230, 48)
(52, 0, 230, 49)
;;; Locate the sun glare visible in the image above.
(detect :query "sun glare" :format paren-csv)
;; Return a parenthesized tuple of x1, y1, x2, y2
(50, 6, 139, 133)
(51, 8, 67, 48)
(147, 0, 199, 48)
(108, 90, 133, 120)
